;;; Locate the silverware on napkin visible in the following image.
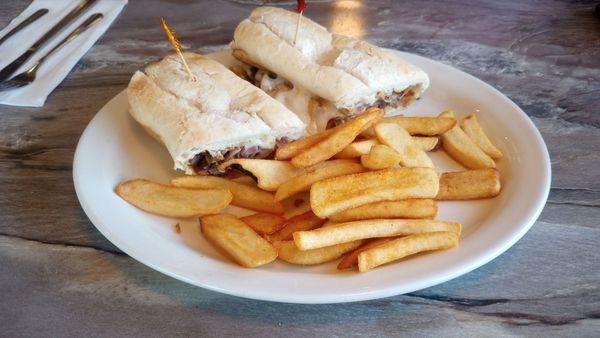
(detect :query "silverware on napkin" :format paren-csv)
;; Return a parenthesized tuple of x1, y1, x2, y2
(0, 13, 103, 92)
(0, 0, 97, 82)
(0, 8, 49, 46)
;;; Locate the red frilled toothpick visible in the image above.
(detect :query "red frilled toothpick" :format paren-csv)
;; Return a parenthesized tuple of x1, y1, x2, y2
(293, 0, 307, 46)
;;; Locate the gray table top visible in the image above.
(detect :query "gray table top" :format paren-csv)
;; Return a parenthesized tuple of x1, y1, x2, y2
(1, 0, 599, 336)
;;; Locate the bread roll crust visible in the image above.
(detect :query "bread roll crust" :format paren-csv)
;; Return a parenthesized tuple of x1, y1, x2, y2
(127, 53, 305, 174)
(231, 7, 429, 110)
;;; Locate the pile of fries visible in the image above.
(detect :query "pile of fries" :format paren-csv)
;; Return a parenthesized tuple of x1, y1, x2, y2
(116, 108, 503, 272)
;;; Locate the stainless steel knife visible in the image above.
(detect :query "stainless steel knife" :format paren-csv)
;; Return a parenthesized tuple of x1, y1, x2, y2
(0, 0, 97, 81)
(0, 8, 49, 46)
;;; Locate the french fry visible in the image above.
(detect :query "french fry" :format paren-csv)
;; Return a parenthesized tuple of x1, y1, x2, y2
(328, 199, 437, 222)
(335, 137, 438, 159)
(274, 240, 363, 265)
(439, 111, 496, 169)
(375, 123, 434, 168)
(360, 144, 401, 170)
(115, 179, 232, 217)
(338, 237, 396, 269)
(412, 136, 439, 152)
(275, 161, 365, 201)
(358, 231, 459, 272)
(217, 159, 349, 191)
(290, 107, 384, 168)
(293, 219, 461, 250)
(200, 214, 277, 268)
(275, 128, 335, 160)
(334, 139, 379, 159)
(240, 213, 286, 235)
(171, 176, 284, 214)
(218, 159, 305, 191)
(363, 115, 456, 137)
(267, 211, 326, 242)
(461, 115, 503, 159)
(437, 169, 501, 200)
(310, 167, 439, 217)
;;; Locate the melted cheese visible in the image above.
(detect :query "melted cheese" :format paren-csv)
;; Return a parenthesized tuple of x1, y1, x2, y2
(274, 85, 340, 134)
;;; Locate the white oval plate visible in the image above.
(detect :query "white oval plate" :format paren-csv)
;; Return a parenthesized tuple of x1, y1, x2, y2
(73, 50, 550, 304)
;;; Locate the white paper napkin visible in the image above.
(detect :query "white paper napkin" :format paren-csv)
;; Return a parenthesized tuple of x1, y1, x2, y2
(0, 0, 127, 107)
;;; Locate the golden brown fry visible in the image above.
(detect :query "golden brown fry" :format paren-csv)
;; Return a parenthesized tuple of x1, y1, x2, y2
(437, 169, 501, 200)
(171, 176, 284, 214)
(335, 137, 437, 159)
(275, 161, 365, 201)
(360, 144, 401, 170)
(328, 199, 437, 222)
(439, 111, 496, 169)
(217, 159, 305, 191)
(290, 107, 384, 168)
(333, 139, 380, 159)
(412, 136, 439, 151)
(461, 115, 503, 159)
(115, 179, 231, 217)
(267, 211, 326, 242)
(294, 218, 460, 250)
(363, 115, 456, 137)
(310, 167, 439, 217)
(358, 231, 459, 272)
(200, 214, 277, 268)
(375, 123, 434, 168)
(240, 213, 286, 235)
(338, 237, 397, 270)
(274, 240, 363, 265)
(275, 128, 335, 160)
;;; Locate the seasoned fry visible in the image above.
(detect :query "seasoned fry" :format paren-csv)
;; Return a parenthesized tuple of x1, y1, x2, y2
(275, 128, 335, 160)
(375, 123, 434, 168)
(412, 136, 439, 152)
(363, 115, 456, 137)
(360, 144, 401, 170)
(338, 237, 396, 269)
(200, 214, 277, 268)
(274, 240, 363, 265)
(217, 159, 305, 191)
(461, 115, 503, 159)
(439, 111, 496, 169)
(334, 139, 379, 159)
(171, 176, 284, 214)
(328, 199, 437, 222)
(358, 231, 459, 272)
(310, 167, 439, 217)
(294, 219, 461, 250)
(335, 137, 438, 159)
(267, 211, 326, 242)
(290, 107, 384, 168)
(275, 161, 365, 201)
(437, 169, 501, 200)
(115, 179, 232, 217)
(240, 213, 286, 235)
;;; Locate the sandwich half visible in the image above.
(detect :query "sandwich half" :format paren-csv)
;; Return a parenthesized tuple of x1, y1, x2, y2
(230, 6, 430, 133)
(127, 52, 305, 174)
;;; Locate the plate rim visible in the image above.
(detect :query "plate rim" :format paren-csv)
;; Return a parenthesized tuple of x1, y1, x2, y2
(73, 51, 551, 304)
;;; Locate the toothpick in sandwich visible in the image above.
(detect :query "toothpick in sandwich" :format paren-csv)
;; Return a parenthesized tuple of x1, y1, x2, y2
(293, 0, 307, 46)
(160, 18, 196, 81)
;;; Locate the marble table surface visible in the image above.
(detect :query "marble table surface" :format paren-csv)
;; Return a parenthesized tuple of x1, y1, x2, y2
(1, 0, 599, 336)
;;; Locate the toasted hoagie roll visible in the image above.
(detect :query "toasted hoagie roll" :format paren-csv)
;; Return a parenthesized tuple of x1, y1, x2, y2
(230, 7, 429, 133)
(127, 53, 305, 174)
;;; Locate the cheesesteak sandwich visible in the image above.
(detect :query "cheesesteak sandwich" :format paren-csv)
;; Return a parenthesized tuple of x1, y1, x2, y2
(127, 53, 305, 174)
(230, 7, 430, 133)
